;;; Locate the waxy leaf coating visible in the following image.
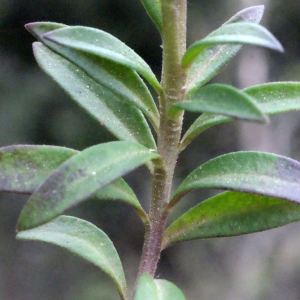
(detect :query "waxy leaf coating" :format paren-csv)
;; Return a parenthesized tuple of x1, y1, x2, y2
(134, 273, 186, 300)
(171, 84, 267, 122)
(17, 141, 159, 230)
(170, 151, 300, 208)
(17, 215, 127, 299)
(163, 191, 300, 249)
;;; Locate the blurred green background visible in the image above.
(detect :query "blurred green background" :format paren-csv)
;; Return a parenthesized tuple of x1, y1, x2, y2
(1, 0, 300, 299)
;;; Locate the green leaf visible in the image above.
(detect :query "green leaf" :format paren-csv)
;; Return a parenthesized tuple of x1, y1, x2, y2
(33, 42, 157, 149)
(169, 151, 300, 209)
(17, 141, 160, 230)
(179, 82, 300, 152)
(185, 5, 264, 93)
(182, 22, 283, 69)
(26, 23, 162, 93)
(134, 273, 186, 300)
(162, 191, 300, 249)
(170, 84, 267, 122)
(0, 145, 77, 193)
(95, 178, 149, 225)
(140, 0, 162, 32)
(17, 215, 127, 299)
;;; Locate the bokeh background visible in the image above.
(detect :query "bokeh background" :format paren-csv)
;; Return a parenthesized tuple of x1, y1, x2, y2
(1, 0, 300, 299)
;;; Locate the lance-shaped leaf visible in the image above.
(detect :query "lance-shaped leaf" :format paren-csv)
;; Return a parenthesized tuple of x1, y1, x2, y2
(17, 215, 127, 300)
(140, 0, 162, 32)
(182, 22, 283, 69)
(162, 191, 300, 249)
(26, 23, 161, 93)
(185, 5, 264, 93)
(179, 82, 300, 152)
(17, 141, 159, 231)
(0, 145, 78, 193)
(26, 22, 159, 130)
(169, 151, 300, 209)
(170, 84, 267, 122)
(134, 273, 186, 300)
(33, 42, 156, 149)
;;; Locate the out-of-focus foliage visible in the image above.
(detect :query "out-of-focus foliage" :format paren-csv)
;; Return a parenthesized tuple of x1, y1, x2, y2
(1, 1, 300, 300)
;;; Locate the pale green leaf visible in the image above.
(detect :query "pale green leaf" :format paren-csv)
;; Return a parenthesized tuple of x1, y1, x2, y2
(17, 215, 127, 299)
(33, 42, 157, 149)
(140, 0, 162, 32)
(17, 141, 159, 230)
(163, 191, 300, 249)
(185, 5, 265, 93)
(169, 151, 300, 209)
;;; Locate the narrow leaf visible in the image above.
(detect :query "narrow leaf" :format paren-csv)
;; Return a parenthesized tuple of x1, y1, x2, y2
(140, 0, 162, 32)
(17, 141, 159, 230)
(26, 23, 162, 93)
(0, 145, 77, 193)
(185, 5, 264, 93)
(182, 22, 283, 69)
(33, 42, 157, 149)
(180, 82, 300, 152)
(163, 191, 300, 249)
(17, 215, 127, 299)
(134, 273, 186, 300)
(171, 84, 267, 122)
(169, 151, 300, 208)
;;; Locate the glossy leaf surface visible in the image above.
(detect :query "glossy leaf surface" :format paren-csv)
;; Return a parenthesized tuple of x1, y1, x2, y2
(18, 141, 159, 230)
(163, 191, 300, 249)
(33, 42, 156, 148)
(140, 0, 162, 32)
(185, 5, 264, 93)
(0, 145, 77, 193)
(182, 22, 283, 68)
(171, 84, 267, 122)
(170, 151, 300, 208)
(26, 23, 161, 92)
(180, 82, 300, 151)
(17, 215, 127, 299)
(27, 22, 160, 130)
(134, 273, 186, 300)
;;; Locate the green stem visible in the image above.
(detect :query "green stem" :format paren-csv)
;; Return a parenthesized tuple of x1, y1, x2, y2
(137, 0, 187, 279)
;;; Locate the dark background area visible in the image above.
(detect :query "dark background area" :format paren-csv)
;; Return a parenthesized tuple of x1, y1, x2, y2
(1, 1, 300, 299)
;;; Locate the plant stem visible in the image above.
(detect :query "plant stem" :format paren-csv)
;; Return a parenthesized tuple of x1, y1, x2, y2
(137, 0, 187, 279)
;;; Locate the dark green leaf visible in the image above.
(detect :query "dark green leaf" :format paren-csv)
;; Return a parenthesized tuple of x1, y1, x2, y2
(17, 215, 127, 299)
(134, 273, 186, 300)
(163, 191, 300, 249)
(185, 5, 264, 93)
(26, 23, 162, 93)
(182, 22, 283, 69)
(140, 0, 162, 32)
(171, 84, 267, 122)
(0, 145, 77, 193)
(17, 141, 159, 230)
(33, 42, 157, 149)
(180, 82, 300, 152)
(169, 151, 300, 208)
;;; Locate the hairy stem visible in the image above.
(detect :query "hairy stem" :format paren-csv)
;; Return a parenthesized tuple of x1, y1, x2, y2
(137, 0, 187, 279)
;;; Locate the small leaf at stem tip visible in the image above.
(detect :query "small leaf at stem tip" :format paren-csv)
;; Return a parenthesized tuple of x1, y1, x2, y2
(17, 141, 159, 231)
(179, 82, 300, 152)
(185, 5, 265, 94)
(33, 42, 157, 149)
(170, 84, 268, 122)
(0, 145, 78, 194)
(134, 273, 186, 300)
(39, 25, 162, 92)
(182, 22, 284, 68)
(169, 151, 300, 209)
(140, 0, 162, 32)
(162, 191, 300, 249)
(17, 215, 127, 299)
